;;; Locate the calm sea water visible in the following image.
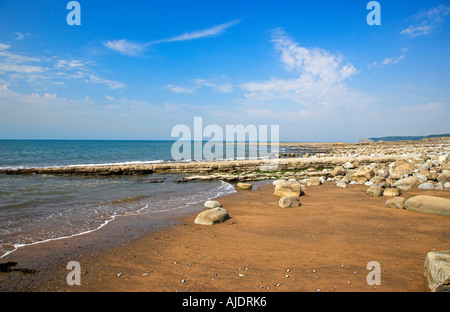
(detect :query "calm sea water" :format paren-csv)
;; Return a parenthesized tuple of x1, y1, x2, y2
(0, 140, 237, 258)
(0, 140, 315, 258)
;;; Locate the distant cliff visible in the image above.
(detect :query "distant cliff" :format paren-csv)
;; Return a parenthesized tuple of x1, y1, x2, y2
(366, 133, 450, 142)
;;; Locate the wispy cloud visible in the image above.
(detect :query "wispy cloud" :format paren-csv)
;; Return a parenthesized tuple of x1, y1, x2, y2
(151, 19, 240, 44)
(0, 41, 125, 90)
(167, 78, 234, 94)
(368, 54, 405, 69)
(401, 4, 450, 37)
(15, 32, 30, 40)
(167, 84, 195, 94)
(104, 19, 240, 56)
(102, 39, 147, 57)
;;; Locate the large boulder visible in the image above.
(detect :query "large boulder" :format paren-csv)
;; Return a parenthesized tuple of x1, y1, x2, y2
(274, 180, 301, 197)
(366, 185, 384, 197)
(278, 196, 300, 208)
(306, 177, 321, 187)
(394, 163, 415, 175)
(393, 177, 420, 191)
(437, 172, 450, 183)
(404, 195, 450, 217)
(385, 197, 406, 209)
(194, 208, 230, 225)
(350, 167, 374, 183)
(424, 250, 450, 292)
(336, 181, 348, 188)
(331, 166, 346, 177)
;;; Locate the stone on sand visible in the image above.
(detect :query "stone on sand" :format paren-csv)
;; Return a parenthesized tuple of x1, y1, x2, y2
(237, 182, 252, 190)
(366, 185, 384, 197)
(336, 181, 348, 188)
(278, 196, 300, 208)
(384, 197, 406, 209)
(404, 195, 450, 217)
(306, 177, 321, 187)
(424, 250, 450, 292)
(194, 208, 230, 225)
(383, 187, 402, 197)
(274, 180, 301, 197)
(204, 200, 222, 209)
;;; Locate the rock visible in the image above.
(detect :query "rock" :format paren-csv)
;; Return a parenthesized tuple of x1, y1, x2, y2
(394, 163, 414, 175)
(383, 187, 402, 197)
(331, 166, 346, 177)
(376, 169, 389, 178)
(204, 200, 222, 209)
(350, 167, 374, 183)
(336, 181, 348, 188)
(384, 197, 406, 209)
(393, 177, 420, 191)
(437, 172, 450, 183)
(415, 173, 428, 183)
(194, 208, 230, 225)
(274, 180, 301, 197)
(445, 182, 450, 189)
(342, 161, 354, 169)
(278, 196, 300, 208)
(424, 250, 450, 292)
(438, 155, 449, 163)
(404, 195, 450, 217)
(418, 182, 436, 190)
(237, 182, 252, 190)
(306, 177, 321, 186)
(385, 178, 397, 186)
(366, 185, 384, 197)
(428, 172, 438, 181)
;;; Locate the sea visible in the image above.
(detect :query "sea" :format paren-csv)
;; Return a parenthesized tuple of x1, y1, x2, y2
(0, 140, 313, 258)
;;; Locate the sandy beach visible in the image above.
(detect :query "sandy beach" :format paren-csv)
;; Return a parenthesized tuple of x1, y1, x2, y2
(1, 178, 449, 292)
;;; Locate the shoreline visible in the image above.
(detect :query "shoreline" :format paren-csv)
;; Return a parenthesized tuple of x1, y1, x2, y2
(1, 139, 447, 176)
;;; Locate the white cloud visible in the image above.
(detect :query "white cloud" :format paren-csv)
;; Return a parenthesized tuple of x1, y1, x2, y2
(104, 19, 240, 56)
(152, 19, 240, 44)
(241, 28, 360, 108)
(0, 63, 45, 73)
(102, 39, 147, 57)
(0, 41, 125, 90)
(401, 4, 450, 37)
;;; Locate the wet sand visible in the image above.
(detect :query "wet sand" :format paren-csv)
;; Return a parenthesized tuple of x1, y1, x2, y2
(1, 181, 449, 292)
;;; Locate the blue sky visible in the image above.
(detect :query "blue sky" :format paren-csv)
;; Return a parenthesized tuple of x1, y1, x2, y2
(0, 0, 449, 142)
